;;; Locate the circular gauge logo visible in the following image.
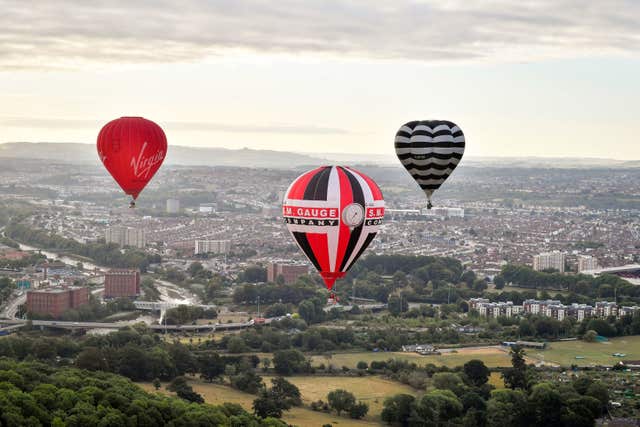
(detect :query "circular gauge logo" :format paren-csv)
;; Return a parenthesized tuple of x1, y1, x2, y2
(342, 203, 365, 227)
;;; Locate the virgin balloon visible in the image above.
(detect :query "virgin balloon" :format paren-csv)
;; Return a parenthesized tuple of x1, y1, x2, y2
(283, 166, 385, 302)
(97, 117, 167, 207)
(395, 120, 465, 209)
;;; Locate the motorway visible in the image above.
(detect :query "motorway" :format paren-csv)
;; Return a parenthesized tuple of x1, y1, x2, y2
(0, 316, 282, 332)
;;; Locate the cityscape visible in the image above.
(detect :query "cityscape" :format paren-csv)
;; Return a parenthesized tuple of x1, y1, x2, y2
(2, 1, 640, 426)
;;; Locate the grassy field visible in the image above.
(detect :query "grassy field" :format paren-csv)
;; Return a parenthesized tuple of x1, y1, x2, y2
(527, 336, 640, 367)
(263, 375, 416, 421)
(139, 379, 386, 426)
(312, 346, 515, 369)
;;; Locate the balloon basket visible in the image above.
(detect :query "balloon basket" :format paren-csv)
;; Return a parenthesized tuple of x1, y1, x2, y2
(129, 200, 136, 208)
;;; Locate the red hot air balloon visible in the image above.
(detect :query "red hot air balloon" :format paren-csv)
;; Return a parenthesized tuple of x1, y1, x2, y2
(97, 117, 167, 207)
(283, 166, 385, 302)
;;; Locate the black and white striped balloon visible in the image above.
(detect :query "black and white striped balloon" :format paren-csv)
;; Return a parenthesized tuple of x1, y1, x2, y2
(395, 120, 465, 209)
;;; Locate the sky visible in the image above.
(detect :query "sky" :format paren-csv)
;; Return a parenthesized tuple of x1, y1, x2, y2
(1, 0, 639, 159)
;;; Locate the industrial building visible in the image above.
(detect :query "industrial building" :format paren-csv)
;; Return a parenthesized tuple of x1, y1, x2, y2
(26, 286, 89, 318)
(267, 262, 308, 284)
(104, 269, 140, 298)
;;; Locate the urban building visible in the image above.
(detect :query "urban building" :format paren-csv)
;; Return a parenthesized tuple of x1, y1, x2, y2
(267, 262, 308, 284)
(578, 255, 599, 273)
(194, 240, 231, 255)
(471, 297, 639, 323)
(105, 226, 146, 248)
(533, 251, 566, 273)
(104, 269, 140, 298)
(26, 286, 89, 318)
(166, 199, 180, 214)
(431, 207, 465, 218)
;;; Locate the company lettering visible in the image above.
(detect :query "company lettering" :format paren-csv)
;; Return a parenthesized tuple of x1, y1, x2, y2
(131, 142, 165, 179)
(366, 207, 385, 218)
(282, 206, 338, 219)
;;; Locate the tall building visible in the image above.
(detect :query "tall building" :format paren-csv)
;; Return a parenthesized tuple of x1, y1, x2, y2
(194, 240, 231, 255)
(104, 269, 140, 298)
(105, 226, 146, 248)
(533, 251, 565, 273)
(26, 286, 89, 318)
(578, 255, 599, 272)
(267, 262, 308, 284)
(166, 199, 180, 214)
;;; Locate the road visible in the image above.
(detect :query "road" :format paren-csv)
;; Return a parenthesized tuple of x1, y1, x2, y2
(0, 292, 26, 319)
(0, 316, 285, 332)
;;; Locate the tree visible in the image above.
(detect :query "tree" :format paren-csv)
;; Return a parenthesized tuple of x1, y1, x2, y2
(75, 347, 108, 371)
(356, 361, 368, 370)
(253, 390, 285, 418)
(298, 300, 316, 324)
(227, 336, 249, 354)
(585, 382, 609, 415)
(410, 390, 463, 426)
(528, 383, 563, 426)
(349, 402, 368, 419)
(273, 350, 309, 375)
(493, 276, 505, 289)
(585, 319, 616, 337)
(168, 376, 204, 404)
(231, 371, 264, 394)
(486, 389, 528, 427)
(381, 394, 415, 426)
(583, 330, 598, 342)
(270, 377, 302, 406)
(432, 372, 466, 396)
(463, 359, 490, 387)
(502, 346, 528, 390)
(153, 378, 161, 391)
(327, 389, 356, 416)
(388, 294, 408, 316)
(199, 352, 226, 382)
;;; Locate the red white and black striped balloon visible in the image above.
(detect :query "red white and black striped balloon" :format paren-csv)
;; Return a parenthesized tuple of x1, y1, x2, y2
(283, 166, 384, 294)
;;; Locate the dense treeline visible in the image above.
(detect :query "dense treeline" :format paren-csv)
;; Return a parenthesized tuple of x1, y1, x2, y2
(497, 265, 640, 303)
(0, 358, 285, 426)
(5, 223, 160, 271)
(380, 348, 607, 427)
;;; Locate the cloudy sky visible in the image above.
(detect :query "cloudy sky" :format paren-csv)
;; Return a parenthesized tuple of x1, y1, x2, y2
(1, 0, 639, 159)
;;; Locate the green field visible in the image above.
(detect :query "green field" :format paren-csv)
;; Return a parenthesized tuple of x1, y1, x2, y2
(527, 336, 640, 367)
(313, 347, 515, 369)
(139, 376, 410, 426)
(263, 375, 416, 421)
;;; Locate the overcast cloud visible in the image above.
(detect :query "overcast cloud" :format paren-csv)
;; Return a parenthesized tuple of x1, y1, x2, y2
(2, 0, 639, 69)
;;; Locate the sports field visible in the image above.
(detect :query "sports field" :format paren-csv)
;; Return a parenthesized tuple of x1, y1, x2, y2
(527, 336, 640, 367)
(312, 346, 516, 369)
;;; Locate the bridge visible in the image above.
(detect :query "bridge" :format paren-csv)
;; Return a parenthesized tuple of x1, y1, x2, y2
(0, 317, 280, 333)
(133, 301, 217, 311)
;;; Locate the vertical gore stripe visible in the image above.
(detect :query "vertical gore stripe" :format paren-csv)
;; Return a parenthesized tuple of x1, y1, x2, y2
(292, 232, 322, 271)
(303, 166, 332, 200)
(338, 167, 365, 271)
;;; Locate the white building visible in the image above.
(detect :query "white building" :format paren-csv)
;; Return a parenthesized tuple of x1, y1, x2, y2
(166, 199, 181, 214)
(533, 251, 565, 273)
(194, 240, 231, 255)
(105, 226, 146, 249)
(426, 207, 465, 218)
(577, 255, 598, 273)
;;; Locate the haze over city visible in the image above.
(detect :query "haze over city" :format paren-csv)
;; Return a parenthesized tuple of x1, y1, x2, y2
(2, 0, 640, 159)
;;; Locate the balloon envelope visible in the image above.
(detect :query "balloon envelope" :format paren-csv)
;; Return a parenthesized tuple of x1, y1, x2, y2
(97, 116, 167, 201)
(395, 120, 465, 208)
(283, 166, 384, 291)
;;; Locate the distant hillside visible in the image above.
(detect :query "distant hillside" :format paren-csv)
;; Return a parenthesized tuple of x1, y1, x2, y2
(0, 142, 327, 168)
(0, 142, 637, 169)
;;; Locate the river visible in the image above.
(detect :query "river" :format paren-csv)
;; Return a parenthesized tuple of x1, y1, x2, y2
(16, 243, 199, 305)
